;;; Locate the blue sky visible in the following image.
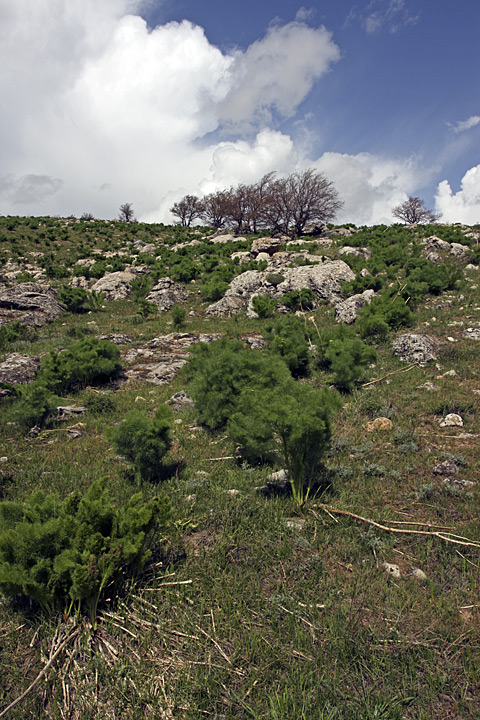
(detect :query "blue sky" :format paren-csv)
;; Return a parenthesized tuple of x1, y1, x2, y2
(0, 0, 479, 224)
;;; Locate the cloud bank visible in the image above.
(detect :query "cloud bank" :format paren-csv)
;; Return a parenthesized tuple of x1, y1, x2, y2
(0, 0, 477, 226)
(435, 165, 480, 224)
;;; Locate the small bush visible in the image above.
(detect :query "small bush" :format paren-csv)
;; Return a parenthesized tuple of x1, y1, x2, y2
(266, 273, 285, 287)
(108, 406, 173, 482)
(0, 321, 25, 353)
(264, 316, 310, 376)
(199, 280, 230, 301)
(229, 379, 341, 504)
(187, 339, 292, 430)
(0, 479, 169, 623)
(85, 392, 116, 415)
(11, 384, 59, 430)
(57, 287, 101, 314)
(281, 289, 315, 311)
(38, 337, 123, 395)
(171, 304, 186, 329)
(316, 324, 377, 391)
(251, 294, 276, 318)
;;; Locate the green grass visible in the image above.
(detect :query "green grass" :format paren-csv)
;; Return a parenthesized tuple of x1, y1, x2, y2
(0, 218, 479, 718)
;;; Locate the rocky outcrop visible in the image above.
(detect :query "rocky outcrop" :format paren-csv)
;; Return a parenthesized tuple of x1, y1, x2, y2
(0, 282, 65, 327)
(337, 246, 371, 260)
(0, 353, 40, 386)
(124, 332, 222, 385)
(91, 271, 136, 301)
(251, 237, 285, 256)
(206, 260, 354, 317)
(334, 289, 375, 324)
(145, 277, 189, 311)
(392, 333, 438, 365)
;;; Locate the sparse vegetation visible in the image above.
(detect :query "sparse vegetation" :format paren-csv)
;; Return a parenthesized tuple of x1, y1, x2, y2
(0, 214, 479, 719)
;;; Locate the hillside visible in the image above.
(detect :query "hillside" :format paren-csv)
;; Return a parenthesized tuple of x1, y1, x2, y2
(0, 215, 479, 720)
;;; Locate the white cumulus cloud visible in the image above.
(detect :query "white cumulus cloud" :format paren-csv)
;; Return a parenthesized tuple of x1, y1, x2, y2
(435, 165, 480, 224)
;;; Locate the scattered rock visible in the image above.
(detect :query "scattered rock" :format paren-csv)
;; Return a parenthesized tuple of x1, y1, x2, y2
(410, 568, 427, 581)
(267, 469, 289, 483)
(439, 413, 463, 427)
(365, 417, 393, 432)
(417, 381, 439, 391)
(383, 562, 401, 579)
(91, 271, 136, 301)
(226, 489, 242, 497)
(337, 246, 371, 259)
(392, 333, 438, 365)
(334, 289, 375, 324)
(167, 390, 194, 412)
(443, 477, 474, 489)
(433, 459, 460, 475)
(145, 277, 189, 312)
(0, 282, 65, 327)
(463, 327, 480, 340)
(285, 518, 305, 531)
(0, 353, 40, 385)
(98, 333, 132, 345)
(206, 261, 354, 317)
(450, 243, 467, 258)
(251, 237, 285, 256)
(423, 235, 451, 251)
(55, 406, 86, 420)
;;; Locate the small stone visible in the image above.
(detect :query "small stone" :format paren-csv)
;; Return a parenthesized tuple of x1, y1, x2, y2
(446, 336, 457, 343)
(383, 562, 401, 579)
(439, 413, 464, 428)
(135, 396, 146, 402)
(267, 469, 289, 483)
(185, 494, 196, 502)
(0, 457, 7, 463)
(226, 489, 241, 497)
(285, 518, 305, 531)
(365, 417, 393, 432)
(410, 568, 427, 581)
(433, 459, 459, 475)
(418, 381, 439, 391)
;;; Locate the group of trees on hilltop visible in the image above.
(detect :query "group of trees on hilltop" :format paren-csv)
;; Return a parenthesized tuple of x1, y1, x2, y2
(170, 169, 343, 238)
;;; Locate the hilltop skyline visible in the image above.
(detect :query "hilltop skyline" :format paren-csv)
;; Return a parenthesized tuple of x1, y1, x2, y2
(0, 0, 479, 224)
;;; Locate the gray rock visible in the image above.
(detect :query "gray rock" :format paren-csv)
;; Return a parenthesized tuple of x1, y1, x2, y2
(337, 246, 371, 259)
(450, 243, 467, 257)
(0, 353, 40, 385)
(410, 568, 427, 581)
(167, 390, 194, 412)
(145, 277, 189, 312)
(426, 251, 441, 263)
(98, 333, 132, 345)
(423, 235, 451, 251)
(206, 260, 354, 317)
(433, 459, 459, 475)
(91, 271, 136, 301)
(439, 413, 463, 427)
(334, 289, 375, 324)
(251, 237, 285, 256)
(383, 562, 401, 579)
(55, 406, 86, 420)
(463, 327, 480, 340)
(392, 333, 438, 365)
(0, 282, 65, 327)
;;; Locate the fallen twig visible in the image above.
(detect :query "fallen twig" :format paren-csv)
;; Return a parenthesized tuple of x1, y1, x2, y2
(312, 504, 480, 550)
(361, 363, 418, 387)
(0, 628, 79, 719)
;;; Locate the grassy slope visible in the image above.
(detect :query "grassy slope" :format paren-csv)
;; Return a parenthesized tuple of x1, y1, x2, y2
(0, 216, 479, 719)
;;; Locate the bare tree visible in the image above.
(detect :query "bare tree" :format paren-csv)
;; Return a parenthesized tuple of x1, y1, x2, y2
(200, 190, 231, 228)
(170, 195, 204, 227)
(118, 203, 135, 222)
(392, 197, 437, 224)
(262, 169, 342, 238)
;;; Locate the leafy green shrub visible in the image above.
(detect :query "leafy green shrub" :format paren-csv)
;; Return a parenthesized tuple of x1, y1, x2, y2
(316, 324, 377, 391)
(229, 379, 341, 504)
(199, 280, 230, 301)
(264, 316, 310, 376)
(171, 304, 186, 329)
(170, 259, 200, 282)
(357, 313, 390, 343)
(251, 294, 276, 318)
(38, 337, 123, 395)
(187, 339, 291, 430)
(266, 273, 285, 287)
(0, 321, 24, 353)
(57, 287, 102, 314)
(137, 298, 157, 319)
(108, 406, 173, 482)
(0, 479, 169, 624)
(11, 384, 59, 430)
(281, 289, 315, 311)
(85, 392, 116, 415)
